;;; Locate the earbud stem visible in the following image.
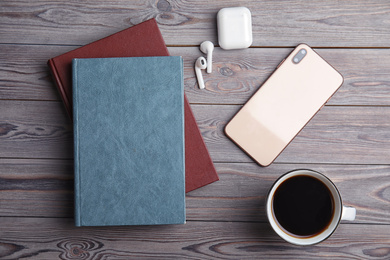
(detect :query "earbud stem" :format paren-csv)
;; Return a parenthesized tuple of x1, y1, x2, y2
(207, 52, 212, 73)
(195, 68, 205, 89)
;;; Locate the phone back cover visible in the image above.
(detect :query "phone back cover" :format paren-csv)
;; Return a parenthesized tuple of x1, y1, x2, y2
(225, 44, 343, 166)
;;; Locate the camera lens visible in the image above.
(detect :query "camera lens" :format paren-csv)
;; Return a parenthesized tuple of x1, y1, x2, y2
(293, 48, 307, 64)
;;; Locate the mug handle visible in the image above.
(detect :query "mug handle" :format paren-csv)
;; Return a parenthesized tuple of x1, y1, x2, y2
(341, 206, 356, 221)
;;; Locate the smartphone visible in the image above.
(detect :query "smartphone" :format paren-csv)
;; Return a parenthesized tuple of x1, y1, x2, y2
(225, 44, 343, 166)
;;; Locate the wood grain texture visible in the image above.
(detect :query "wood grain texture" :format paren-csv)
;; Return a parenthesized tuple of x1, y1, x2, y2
(0, 217, 389, 260)
(1, 0, 390, 258)
(1, 1, 390, 47)
(1, 159, 389, 225)
(2, 44, 390, 106)
(187, 163, 390, 224)
(192, 105, 390, 164)
(0, 44, 74, 101)
(0, 159, 73, 217)
(177, 47, 390, 106)
(0, 100, 72, 159)
(1, 101, 389, 164)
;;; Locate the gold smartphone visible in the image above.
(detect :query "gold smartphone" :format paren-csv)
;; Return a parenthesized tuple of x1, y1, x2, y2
(225, 44, 343, 166)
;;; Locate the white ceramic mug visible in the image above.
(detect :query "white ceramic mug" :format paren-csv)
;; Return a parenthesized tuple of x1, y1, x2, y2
(266, 169, 356, 246)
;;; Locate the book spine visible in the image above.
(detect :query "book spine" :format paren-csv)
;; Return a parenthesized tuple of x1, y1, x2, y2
(72, 59, 81, 227)
(179, 57, 186, 223)
(47, 59, 73, 119)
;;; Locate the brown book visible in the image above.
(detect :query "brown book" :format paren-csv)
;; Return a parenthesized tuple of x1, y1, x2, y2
(48, 18, 218, 192)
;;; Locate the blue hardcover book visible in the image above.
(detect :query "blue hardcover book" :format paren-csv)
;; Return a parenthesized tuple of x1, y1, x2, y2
(72, 56, 185, 226)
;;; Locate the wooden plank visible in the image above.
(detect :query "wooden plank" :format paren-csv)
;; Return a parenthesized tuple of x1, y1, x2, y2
(1, 1, 389, 258)
(0, 100, 389, 164)
(1, 159, 389, 225)
(0, 159, 74, 217)
(177, 47, 390, 106)
(187, 163, 390, 224)
(2, 44, 390, 106)
(0, 100, 72, 159)
(0, 44, 74, 101)
(191, 104, 390, 165)
(0, 217, 389, 259)
(1, 1, 390, 47)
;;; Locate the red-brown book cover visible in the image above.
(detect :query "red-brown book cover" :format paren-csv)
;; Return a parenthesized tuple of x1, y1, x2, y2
(47, 18, 218, 192)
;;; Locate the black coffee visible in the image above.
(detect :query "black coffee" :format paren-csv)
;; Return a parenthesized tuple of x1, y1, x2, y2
(272, 175, 334, 237)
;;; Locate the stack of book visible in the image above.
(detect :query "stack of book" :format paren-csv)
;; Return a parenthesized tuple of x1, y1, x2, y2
(48, 19, 219, 226)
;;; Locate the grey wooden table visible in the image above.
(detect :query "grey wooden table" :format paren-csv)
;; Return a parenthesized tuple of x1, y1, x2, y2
(1, 1, 390, 259)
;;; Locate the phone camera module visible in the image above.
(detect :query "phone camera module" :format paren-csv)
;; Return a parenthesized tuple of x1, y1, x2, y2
(292, 48, 307, 64)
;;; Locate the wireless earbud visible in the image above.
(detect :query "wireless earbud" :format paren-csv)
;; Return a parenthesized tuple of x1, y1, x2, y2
(195, 57, 207, 89)
(200, 41, 214, 73)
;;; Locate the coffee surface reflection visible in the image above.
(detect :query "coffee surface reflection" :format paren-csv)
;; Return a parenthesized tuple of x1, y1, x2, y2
(272, 175, 334, 237)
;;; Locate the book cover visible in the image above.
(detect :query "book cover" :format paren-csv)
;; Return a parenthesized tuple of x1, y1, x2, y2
(73, 56, 185, 226)
(48, 18, 218, 193)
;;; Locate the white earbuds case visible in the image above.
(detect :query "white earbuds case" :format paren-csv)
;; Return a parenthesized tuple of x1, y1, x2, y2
(217, 7, 253, 50)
